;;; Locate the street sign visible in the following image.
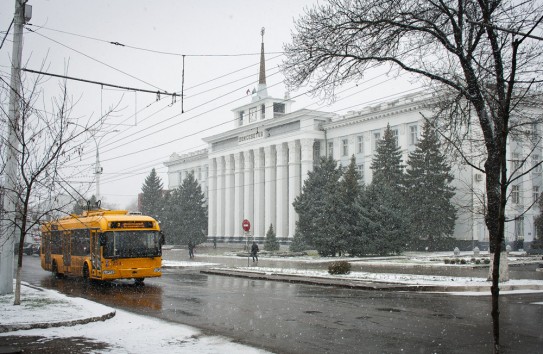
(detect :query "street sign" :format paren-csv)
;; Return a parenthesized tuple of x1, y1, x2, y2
(242, 219, 251, 232)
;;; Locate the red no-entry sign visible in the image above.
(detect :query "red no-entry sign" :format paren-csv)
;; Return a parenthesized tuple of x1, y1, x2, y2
(242, 219, 251, 232)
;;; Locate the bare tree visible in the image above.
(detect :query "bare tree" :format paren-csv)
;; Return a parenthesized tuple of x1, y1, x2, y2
(282, 1, 543, 352)
(0, 71, 112, 304)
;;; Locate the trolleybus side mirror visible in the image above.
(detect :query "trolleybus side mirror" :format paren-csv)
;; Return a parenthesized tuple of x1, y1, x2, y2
(159, 231, 165, 247)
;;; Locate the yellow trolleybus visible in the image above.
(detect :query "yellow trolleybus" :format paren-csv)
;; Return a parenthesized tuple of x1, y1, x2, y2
(41, 209, 164, 284)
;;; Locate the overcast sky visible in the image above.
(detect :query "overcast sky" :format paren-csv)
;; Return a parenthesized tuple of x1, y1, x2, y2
(1, 0, 418, 209)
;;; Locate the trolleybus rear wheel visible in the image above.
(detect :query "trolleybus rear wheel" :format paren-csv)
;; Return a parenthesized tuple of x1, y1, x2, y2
(52, 261, 63, 278)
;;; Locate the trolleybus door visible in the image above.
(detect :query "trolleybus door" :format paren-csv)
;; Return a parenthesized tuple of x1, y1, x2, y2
(44, 232, 51, 267)
(90, 229, 101, 277)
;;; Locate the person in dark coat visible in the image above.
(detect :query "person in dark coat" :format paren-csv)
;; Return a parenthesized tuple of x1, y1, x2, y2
(188, 241, 195, 259)
(250, 241, 259, 262)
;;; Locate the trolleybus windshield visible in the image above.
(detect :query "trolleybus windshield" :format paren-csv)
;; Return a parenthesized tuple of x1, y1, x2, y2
(102, 230, 161, 258)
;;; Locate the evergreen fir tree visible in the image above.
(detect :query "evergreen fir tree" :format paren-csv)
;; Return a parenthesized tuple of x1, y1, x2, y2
(339, 156, 363, 256)
(359, 124, 410, 255)
(164, 172, 207, 246)
(405, 121, 456, 250)
(289, 228, 310, 252)
(264, 224, 280, 251)
(293, 156, 344, 256)
(140, 168, 165, 222)
(371, 123, 405, 190)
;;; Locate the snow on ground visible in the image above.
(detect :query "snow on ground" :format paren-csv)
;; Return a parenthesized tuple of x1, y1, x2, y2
(230, 266, 543, 290)
(162, 260, 220, 268)
(0, 282, 270, 353)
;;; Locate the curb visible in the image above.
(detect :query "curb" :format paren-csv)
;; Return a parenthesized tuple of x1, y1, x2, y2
(0, 311, 116, 333)
(200, 268, 543, 293)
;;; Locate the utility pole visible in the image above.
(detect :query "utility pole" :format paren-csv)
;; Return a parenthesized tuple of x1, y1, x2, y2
(0, 0, 30, 295)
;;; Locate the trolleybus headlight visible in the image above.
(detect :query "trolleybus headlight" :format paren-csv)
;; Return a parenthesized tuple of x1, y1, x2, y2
(103, 270, 115, 275)
(154, 268, 162, 273)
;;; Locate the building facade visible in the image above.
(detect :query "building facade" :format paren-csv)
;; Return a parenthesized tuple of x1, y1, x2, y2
(164, 41, 542, 250)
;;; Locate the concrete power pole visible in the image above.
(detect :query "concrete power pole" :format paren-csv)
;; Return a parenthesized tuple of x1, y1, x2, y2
(0, 0, 30, 295)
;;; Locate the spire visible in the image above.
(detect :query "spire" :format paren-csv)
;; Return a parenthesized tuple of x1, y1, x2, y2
(253, 27, 268, 101)
(259, 27, 266, 85)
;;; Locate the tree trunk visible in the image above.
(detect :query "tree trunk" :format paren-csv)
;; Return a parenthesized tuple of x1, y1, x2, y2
(14, 264, 22, 305)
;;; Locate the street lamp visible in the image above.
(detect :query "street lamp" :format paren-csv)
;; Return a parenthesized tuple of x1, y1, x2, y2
(94, 130, 120, 202)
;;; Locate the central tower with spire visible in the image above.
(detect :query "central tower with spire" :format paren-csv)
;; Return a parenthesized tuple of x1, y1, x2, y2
(232, 28, 293, 127)
(254, 27, 268, 101)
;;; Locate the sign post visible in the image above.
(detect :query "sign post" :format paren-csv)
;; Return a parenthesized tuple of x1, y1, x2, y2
(242, 219, 251, 266)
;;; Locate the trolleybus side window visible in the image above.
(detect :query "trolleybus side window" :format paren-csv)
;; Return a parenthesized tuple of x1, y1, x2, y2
(51, 230, 62, 254)
(72, 229, 90, 256)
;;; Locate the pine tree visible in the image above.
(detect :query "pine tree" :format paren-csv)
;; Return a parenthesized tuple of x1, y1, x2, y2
(289, 227, 310, 252)
(140, 168, 165, 222)
(359, 124, 410, 255)
(405, 121, 456, 250)
(164, 172, 207, 246)
(370, 124, 405, 190)
(293, 156, 344, 256)
(339, 156, 363, 256)
(264, 224, 280, 251)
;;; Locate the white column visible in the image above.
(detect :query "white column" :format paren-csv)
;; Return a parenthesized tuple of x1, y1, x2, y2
(243, 150, 254, 229)
(276, 143, 288, 239)
(234, 152, 244, 237)
(288, 141, 301, 238)
(300, 139, 314, 187)
(264, 145, 276, 236)
(253, 148, 265, 238)
(207, 158, 217, 237)
(224, 154, 234, 237)
(216, 156, 225, 237)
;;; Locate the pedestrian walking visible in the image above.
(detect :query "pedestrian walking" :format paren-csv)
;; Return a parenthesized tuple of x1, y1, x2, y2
(251, 241, 259, 262)
(188, 241, 195, 259)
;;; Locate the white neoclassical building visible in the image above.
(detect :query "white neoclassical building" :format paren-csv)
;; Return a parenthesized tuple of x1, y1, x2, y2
(165, 40, 542, 250)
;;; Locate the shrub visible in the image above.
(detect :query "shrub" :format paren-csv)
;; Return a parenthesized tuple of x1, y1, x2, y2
(471, 257, 476, 263)
(328, 261, 351, 275)
(460, 259, 467, 264)
(444, 259, 450, 264)
(264, 224, 280, 251)
(484, 258, 490, 264)
(475, 259, 481, 264)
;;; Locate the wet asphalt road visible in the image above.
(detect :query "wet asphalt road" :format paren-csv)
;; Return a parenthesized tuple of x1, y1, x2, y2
(7, 255, 543, 354)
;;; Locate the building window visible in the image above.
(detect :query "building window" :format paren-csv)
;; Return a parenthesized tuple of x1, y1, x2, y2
(273, 103, 285, 115)
(409, 125, 418, 145)
(328, 141, 334, 157)
(239, 111, 244, 124)
(342, 139, 349, 156)
(511, 153, 522, 171)
(261, 104, 266, 119)
(514, 216, 524, 240)
(532, 154, 542, 173)
(533, 186, 540, 202)
(357, 164, 364, 183)
(511, 185, 520, 204)
(391, 129, 399, 147)
(249, 107, 257, 123)
(357, 135, 364, 154)
(373, 132, 381, 151)
(314, 141, 321, 159)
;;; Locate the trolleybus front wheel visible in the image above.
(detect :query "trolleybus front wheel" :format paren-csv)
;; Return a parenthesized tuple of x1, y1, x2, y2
(134, 278, 145, 286)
